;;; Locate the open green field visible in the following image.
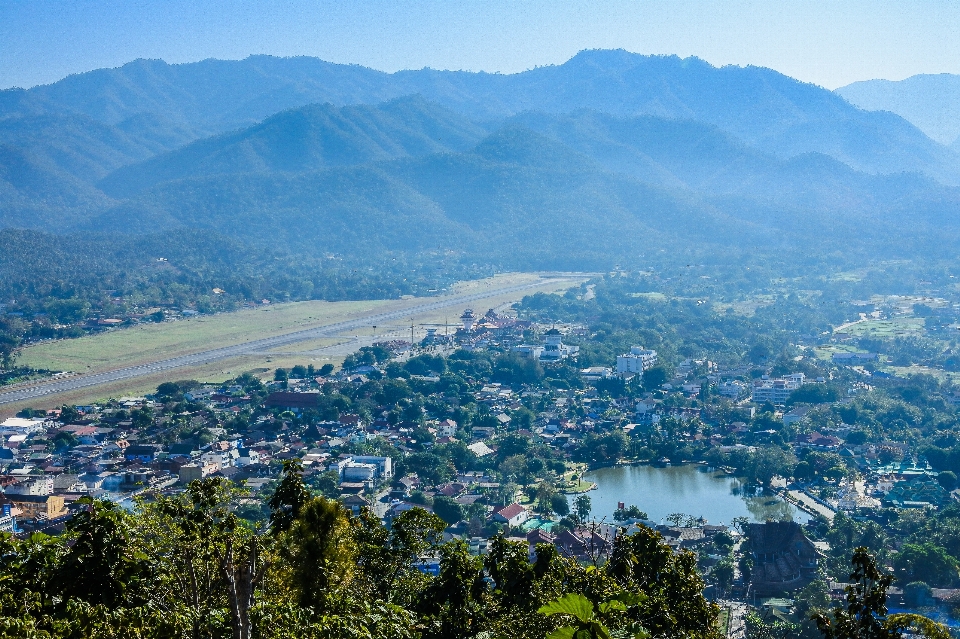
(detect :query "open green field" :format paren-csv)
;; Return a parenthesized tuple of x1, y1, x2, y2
(841, 317, 924, 338)
(17, 299, 388, 374)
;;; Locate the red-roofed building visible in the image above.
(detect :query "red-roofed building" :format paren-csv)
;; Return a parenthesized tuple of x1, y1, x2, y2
(492, 503, 529, 527)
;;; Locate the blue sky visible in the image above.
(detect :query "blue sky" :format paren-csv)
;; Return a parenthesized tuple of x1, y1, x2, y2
(3, 0, 960, 90)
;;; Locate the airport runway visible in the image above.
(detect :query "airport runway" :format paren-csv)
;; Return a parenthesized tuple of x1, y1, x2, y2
(0, 278, 569, 406)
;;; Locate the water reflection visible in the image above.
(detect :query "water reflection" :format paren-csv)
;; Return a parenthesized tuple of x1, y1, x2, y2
(573, 463, 809, 525)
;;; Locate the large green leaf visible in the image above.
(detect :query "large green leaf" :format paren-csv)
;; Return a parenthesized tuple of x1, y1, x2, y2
(545, 628, 578, 639)
(538, 593, 596, 623)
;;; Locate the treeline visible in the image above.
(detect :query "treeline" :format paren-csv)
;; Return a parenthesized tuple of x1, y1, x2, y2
(0, 472, 721, 639)
(0, 228, 489, 370)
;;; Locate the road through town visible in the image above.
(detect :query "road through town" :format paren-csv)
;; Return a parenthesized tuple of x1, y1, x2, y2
(0, 278, 574, 407)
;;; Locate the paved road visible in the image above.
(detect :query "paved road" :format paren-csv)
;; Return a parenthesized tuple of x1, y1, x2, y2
(0, 279, 567, 406)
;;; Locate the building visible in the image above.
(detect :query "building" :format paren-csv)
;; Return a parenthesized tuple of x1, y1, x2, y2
(467, 442, 494, 457)
(265, 391, 321, 410)
(125, 444, 163, 463)
(751, 374, 805, 405)
(460, 309, 477, 332)
(179, 464, 203, 483)
(747, 521, 820, 595)
(492, 503, 529, 527)
(616, 347, 659, 374)
(717, 380, 748, 400)
(0, 417, 47, 435)
(4, 476, 53, 496)
(581, 367, 614, 382)
(333, 456, 392, 481)
(511, 344, 544, 359)
(437, 419, 458, 438)
(5, 494, 66, 520)
(235, 448, 261, 467)
(832, 352, 879, 365)
(0, 504, 18, 533)
(341, 494, 370, 516)
(540, 329, 578, 362)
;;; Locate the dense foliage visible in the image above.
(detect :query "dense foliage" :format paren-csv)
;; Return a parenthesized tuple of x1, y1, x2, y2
(0, 475, 721, 639)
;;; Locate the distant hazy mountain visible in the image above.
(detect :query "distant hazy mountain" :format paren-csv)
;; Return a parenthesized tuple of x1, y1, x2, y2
(0, 143, 112, 229)
(837, 74, 960, 147)
(0, 112, 192, 183)
(3, 50, 960, 278)
(99, 96, 487, 197)
(81, 115, 960, 270)
(5, 50, 956, 182)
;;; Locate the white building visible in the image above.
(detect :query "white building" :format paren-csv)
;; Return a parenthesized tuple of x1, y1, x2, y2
(437, 419, 458, 438)
(540, 329, 578, 362)
(342, 462, 378, 482)
(235, 449, 261, 467)
(0, 417, 47, 436)
(333, 455, 392, 481)
(5, 476, 53, 496)
(751, 373, 805, 405)
(616, 347, 659, 374)
(200, 450, 238, 471)
(717, 380, 748, 400)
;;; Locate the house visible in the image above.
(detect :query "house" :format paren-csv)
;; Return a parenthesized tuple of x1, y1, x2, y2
(492, 503, 529, 527)
(125, 444, 162, 463)
(795, 431, 842, 450)
(747, 521, 820, 595)
(782, 406, 813, 426)
(437, 419, 458, 438)
(554, 526, 615, 560)
(832, 352, 878, 365)
(179, 464, 203, 483)
(236, 449, 262, 467)
(467, 442, 494, 457)
(341, 494, 369, 516)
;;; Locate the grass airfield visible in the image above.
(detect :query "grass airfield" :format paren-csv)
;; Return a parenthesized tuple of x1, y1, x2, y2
(3, 272, 586, 414)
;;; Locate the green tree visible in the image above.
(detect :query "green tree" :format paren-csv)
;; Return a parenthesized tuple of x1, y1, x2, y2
(282, 496, 354, 611)
(57, 498, 146, 607)
(574, 494, 592, 523)
(433, 496, 465, 525)
(268, 459, 311, 535)
(713, 558, 734, 594)
(813, 548, 952, 638)
(551, 494, 570, 518)
(893, 543, 957, 587)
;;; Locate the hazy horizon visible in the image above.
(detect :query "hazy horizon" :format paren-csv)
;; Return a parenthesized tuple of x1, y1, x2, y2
(3, 0, 960, 91)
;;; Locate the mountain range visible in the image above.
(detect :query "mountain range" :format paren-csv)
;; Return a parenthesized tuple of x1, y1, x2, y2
(2, 49, 960, 286)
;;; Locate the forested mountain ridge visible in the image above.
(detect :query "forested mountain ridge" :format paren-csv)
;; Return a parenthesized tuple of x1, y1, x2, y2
(4, 49, 957, 180)
(98, 96, 488, 197)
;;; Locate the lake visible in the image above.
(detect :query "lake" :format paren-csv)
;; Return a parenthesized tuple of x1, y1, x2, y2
(571, 463, 810, 525)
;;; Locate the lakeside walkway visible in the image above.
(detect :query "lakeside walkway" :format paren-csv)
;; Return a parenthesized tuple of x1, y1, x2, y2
(784, 489, 836, 521)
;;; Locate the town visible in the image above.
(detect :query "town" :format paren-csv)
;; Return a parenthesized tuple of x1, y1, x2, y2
(4, 274, 960, 637)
